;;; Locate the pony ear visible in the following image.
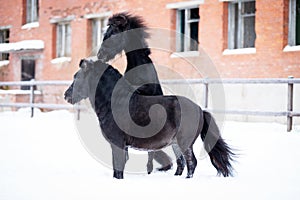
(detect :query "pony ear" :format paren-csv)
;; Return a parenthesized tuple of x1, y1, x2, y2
(79, 59, 95, 72)
(79, 59, 87, 69)
(114, 14, 127, 27)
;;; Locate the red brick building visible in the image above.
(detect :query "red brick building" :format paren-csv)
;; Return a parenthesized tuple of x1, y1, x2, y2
(0, 0, 299, 104)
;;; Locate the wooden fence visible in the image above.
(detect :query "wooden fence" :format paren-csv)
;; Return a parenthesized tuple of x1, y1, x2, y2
(0, 77, 299, 131)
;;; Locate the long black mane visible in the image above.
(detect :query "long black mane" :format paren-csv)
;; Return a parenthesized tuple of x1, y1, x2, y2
(118, 12, 151, 56)
(110, 12, 149, 32)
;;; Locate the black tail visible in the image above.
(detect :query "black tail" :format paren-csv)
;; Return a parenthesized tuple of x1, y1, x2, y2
(200, 111, 235, 177)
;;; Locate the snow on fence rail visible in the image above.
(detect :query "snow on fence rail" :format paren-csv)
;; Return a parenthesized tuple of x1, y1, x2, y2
(0, 77, 299, 131)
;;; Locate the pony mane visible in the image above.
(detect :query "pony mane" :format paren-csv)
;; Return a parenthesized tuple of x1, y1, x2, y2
(93, 60, 123, 80)
(109, 12, 150, 38)
(108, 12, 151, 55)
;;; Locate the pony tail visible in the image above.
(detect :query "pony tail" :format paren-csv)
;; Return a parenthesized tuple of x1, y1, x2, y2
(200, 111, 235, 177)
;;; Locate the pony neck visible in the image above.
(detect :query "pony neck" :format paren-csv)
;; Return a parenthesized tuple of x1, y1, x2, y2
(125, 48, 152, 72)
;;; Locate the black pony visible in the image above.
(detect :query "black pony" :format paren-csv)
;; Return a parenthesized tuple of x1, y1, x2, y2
(97, 12, 174, 173)
(64, 59, 235, 179)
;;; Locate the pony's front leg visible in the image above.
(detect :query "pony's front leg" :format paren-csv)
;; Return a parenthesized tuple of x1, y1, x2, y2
(111, 145, 127, 179)
(147, 152, 155, 174)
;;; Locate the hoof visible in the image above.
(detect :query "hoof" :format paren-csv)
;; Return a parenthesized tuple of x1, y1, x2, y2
(157, 164, 172, 172)
(147, 163, 153, 175)
(174, 167, 184, 176)
(113, 171, 124, 179)
(186, 174, 193, 179)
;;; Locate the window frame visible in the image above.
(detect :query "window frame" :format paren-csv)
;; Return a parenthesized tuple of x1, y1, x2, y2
(25, 0, 39, 24)
(0, 29, 10, 61)
(176, 7, 200, 52)
(91, 17, 108, 56)
(227, 0, 256, 50)
(56, 22, 72, 58)
(288, 0, 300, 46)
(21, 59, 36, 90)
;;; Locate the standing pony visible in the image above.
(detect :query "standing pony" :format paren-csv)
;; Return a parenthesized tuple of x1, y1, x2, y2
(64, 59, 235, 179)
(97, 12, 175, 173)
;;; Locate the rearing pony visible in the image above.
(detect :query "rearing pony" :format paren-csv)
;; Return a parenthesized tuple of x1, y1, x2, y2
(97, 12, 175, 173)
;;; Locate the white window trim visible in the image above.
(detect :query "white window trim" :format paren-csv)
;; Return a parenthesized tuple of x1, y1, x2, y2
(51, 57, 72, 64)
(223, 47, 256, 55)
(49, 15, 75, 24)
(21, 22, 39, 30)
(0, 40, 44, 53)
(0, 25, 12, 30)
(84, 11, 112, 19)
(283, 45, 300, 52)
(0, 60, 9, 68)
(166, 1, 204, 9)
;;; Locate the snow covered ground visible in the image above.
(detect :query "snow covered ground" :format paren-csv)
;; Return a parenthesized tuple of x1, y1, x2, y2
(0, 109, 300, 200)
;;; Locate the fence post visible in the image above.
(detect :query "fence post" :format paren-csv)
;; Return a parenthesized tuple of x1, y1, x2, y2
(203, 79, 209, 110)
(287, 76, 294, 132)
(30, 79, 35, 118)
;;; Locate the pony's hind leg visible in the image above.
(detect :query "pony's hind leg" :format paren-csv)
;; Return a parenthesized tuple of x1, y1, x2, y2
(125, 146, 129, 162)
(153, 150, 173, 172)
(147, 150, 173, 174)
(183, 147, 197, 178)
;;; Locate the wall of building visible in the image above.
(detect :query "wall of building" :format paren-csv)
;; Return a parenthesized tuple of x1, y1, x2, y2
(194, 0, 299, 79)
(0, 0, 299, 124)
(1, 0, 299, 80)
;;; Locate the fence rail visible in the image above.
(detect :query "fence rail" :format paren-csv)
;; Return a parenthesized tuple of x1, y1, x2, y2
(0, 77, 299, 131)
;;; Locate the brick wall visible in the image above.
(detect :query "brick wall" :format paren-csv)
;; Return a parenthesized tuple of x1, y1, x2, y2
(0, 0, 300, 105)
(199, 0, 300, 78)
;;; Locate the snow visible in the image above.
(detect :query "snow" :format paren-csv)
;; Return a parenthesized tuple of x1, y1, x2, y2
(0, 60, 9, 68)
(0, 109, 300, 200)
(50, 57, 72, 64)
(223, 48, 256, 55)
(0, 89, 41, 95)
(0, 40, 44, 53)
(21, 22, 39, 30)
(283, 45, 300, 52)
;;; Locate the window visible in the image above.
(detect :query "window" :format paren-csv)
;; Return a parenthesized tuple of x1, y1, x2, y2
(56, 23, 71, 58)
(0, 29, 9, 61)
(288, 0, 300, 46)
(21, 59, 35, 90)
(228, 0, 256, 49)
(25, 0, 39, 23)
(91, 17, 108, 56)
(176, 7, 200, 52)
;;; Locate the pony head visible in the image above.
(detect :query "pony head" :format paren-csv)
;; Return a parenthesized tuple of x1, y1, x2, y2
(97, 12, 150, 62)
(64, 59, 97, 104)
